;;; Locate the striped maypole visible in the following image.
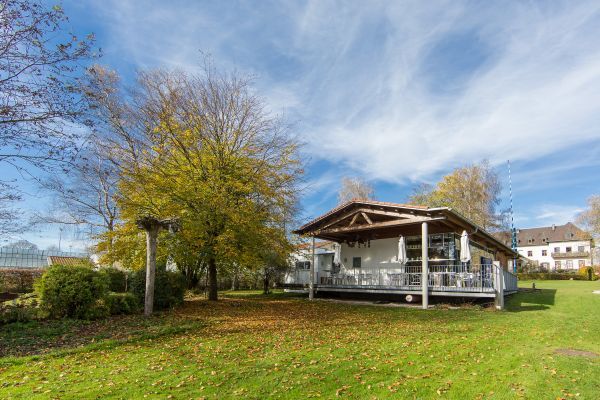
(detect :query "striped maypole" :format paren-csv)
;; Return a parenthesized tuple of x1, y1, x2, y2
(508, 160, 518, 273)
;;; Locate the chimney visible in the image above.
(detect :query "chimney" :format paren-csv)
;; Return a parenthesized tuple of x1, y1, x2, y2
(552, 224, 556, 231)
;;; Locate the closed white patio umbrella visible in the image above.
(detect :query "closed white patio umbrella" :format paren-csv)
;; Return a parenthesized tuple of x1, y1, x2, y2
(397, 236, 407, 286)
(397, 236, 407, 265)
(333, 242, 341, 266)
(460, 230, 471, 263)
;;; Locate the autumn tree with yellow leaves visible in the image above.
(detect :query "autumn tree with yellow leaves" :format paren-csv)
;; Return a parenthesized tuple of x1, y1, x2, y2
(86, 63, 302, 311)
(409, 161, 506, 231)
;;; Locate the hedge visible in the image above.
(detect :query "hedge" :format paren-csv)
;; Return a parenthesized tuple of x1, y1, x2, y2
(129, 266, 186, 310)
(0, 268, 44, 293)
(100, 267, 129, 292)
(2, 264, 185, 324)
(106, 292, 139, 315)
(517, 272, 598, 281)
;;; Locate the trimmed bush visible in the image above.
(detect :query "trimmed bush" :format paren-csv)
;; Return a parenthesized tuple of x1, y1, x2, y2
(130, 266, 185, 310)
(35, 264, 110, 320)
(100, 267, 129, 292)
(106, 292, 139, 315)
(0, 293, 42, 324)
(517, 272, 595, 281)
(0, 268, 44, 293)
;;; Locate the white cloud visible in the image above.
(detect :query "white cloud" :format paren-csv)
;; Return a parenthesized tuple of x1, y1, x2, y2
(515, 204, 584, 228)
(298, 2, 600, 183)
(76, 0, 600, 186)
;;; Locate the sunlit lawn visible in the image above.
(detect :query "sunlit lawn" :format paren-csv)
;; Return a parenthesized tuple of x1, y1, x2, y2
(1, 280, 599, 399)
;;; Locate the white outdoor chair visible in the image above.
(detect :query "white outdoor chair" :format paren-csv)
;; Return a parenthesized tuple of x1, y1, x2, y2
(387, 273, 400, 286)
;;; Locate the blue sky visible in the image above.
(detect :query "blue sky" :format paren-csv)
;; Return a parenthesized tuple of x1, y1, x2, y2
(11, 0, 600, 250)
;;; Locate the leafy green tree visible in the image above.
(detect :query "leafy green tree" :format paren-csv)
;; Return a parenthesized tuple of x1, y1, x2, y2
(258, 236, 294, 294)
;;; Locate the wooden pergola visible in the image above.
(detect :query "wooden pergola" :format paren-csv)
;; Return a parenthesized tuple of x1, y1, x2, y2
(293, 200, 517, 309)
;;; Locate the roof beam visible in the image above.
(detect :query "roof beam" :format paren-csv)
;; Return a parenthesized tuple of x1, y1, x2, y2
(320, 208, 361, 230)
(319, 207, 419, 231)
(361, 212, 372, 225)
(358, 208, 417, 219)
(315, 216, 445, 235)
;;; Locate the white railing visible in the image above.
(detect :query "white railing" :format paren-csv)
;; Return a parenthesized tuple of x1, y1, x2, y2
(317, 264, 498, 293)
(429, 264, 494, 292)
(501, 267, 518, 293)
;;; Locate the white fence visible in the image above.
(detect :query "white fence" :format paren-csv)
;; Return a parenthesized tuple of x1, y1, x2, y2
(315, 263, 516, 294)
(501, 267, 518, 293)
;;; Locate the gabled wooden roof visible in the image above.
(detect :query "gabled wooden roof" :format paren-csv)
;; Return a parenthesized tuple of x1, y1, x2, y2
(296, 200, 428, 233)
(293, 200, 517, 256)
(294, 200, 437, 236)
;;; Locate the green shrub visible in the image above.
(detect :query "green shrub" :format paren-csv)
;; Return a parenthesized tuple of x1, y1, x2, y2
(106, 292, 139, 315)
(130, 266, 185, 310)
(0, 293, 43, 324)
(35, 264, 110, 320)
(517, 272, 596, 281)
(577, 266, 597, 281)
(83, 300, 110, 320)
(100, 267, 129, 292)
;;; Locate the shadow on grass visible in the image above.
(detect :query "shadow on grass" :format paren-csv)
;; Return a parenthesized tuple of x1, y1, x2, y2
(506, 289, 557, 312)
(0, 312, 204, 361)
(220, 290, 306, 300)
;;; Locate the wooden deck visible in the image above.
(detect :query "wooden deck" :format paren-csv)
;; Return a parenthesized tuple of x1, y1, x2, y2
(310, 264, 517, 299)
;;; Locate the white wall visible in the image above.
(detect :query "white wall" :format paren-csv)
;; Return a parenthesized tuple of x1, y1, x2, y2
(284, 239, 400, 285)
(517, 240, 592, 270)
(339, 238, 398, 270)
(285, 249, 333, 285)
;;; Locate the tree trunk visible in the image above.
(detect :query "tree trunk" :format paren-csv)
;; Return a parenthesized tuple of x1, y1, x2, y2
(144, 225, 159, 316)
(254, 273, 260, 290)
(231, 271, 237, 291)
(263, 272, 270, 294)
(207, 256, 218, 301)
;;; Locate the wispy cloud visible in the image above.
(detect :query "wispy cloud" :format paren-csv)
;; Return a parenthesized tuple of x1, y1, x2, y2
(533, 204, 584, 226)
(85, 0, 600, 186)
(297, 1, 600, 183)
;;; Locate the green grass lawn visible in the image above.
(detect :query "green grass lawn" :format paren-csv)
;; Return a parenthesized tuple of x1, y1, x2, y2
(1, 281, 599, 399)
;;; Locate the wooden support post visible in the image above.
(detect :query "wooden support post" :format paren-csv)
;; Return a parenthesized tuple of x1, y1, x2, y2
(494, 261, 504, 310)
(309, 236, 315, 300)
(421, 222, 429, 310)
(137, 216, 180, 315)
(144, 224, 159, 316)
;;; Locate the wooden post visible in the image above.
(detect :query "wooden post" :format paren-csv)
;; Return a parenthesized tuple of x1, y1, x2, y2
(137, 216, 180, 316)
(421, 222, 429, 310)
(144, 224, 159, 316)
(493, 261, 504, 310)
(309, 236, 315, 300)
